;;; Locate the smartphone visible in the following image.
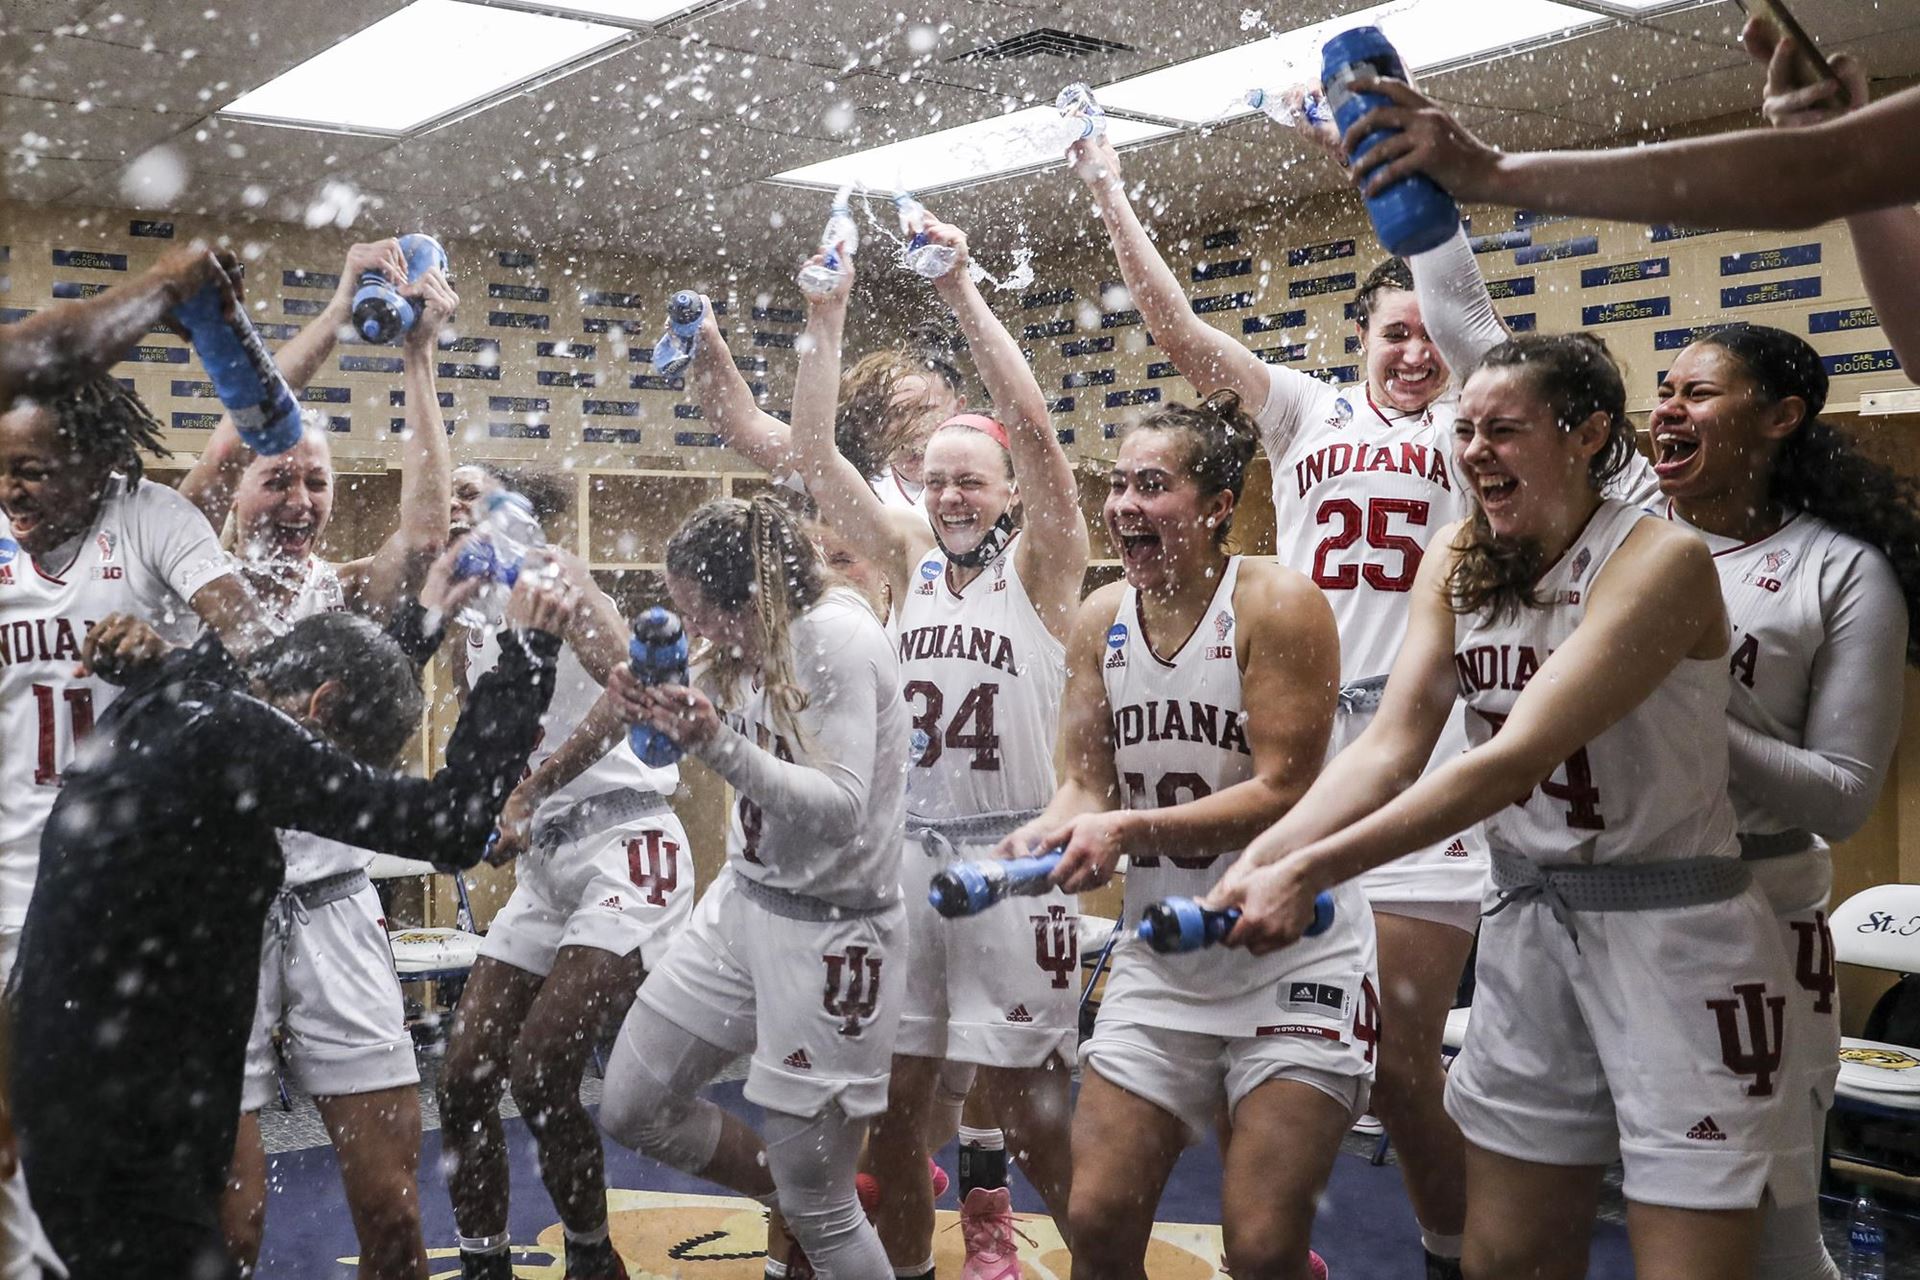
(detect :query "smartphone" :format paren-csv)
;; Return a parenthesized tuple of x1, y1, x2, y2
(1735, 0, 1851, 106)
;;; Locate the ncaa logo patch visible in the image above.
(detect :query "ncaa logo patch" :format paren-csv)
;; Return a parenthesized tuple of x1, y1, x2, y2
(920, 559, 942, 581)
(1106, 624, 1128, 649)
(0, 537, 18, 566)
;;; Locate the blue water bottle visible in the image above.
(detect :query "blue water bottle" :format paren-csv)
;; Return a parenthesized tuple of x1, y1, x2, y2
(930, 850, 1063, 918)
(652, 291, 704, 378)
(452, 489, 546, 629)
(1320, 26, 1460, 256)
(351, 233, 449, 343)
(627, 607, 689, 768)
(170, 282, 304, 456)
(1138, 891, 1336, 953)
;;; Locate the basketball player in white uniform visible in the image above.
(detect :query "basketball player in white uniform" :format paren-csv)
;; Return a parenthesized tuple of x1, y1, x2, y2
(437, 464, 694, 1280)
(1217, 334, 1806, 1280)
(0, 376, 256, 982)
(992, 395, 1370, 1280)
(595, 496, 908, 1280)
(786, 222, 1089, 1278)
(178, 266, 456, 1280)
(1068, 127, 1483, 1274)
(1652, 324, 1913, 1280)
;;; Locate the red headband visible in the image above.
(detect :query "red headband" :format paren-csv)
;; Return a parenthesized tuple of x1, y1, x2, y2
(939, 413, 1010, 450)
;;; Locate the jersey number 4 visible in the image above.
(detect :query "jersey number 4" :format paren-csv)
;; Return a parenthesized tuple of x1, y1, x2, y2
(32, 683, 95, 786)
(1473, 709, 1606, 830)
(904, 680, 1000, 771)
(1311, 497, 1428, 592)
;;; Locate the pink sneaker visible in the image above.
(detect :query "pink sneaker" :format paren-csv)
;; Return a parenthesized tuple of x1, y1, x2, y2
(855, 1158, 951, 1211)
(958, 1186, 1030, 1280)
(1310, 1249, 1329, 1280)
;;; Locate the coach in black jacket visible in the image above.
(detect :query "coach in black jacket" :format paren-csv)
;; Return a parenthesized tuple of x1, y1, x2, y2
(8, 572, 572, 1280)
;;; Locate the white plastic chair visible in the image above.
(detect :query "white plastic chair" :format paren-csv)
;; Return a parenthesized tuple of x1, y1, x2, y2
(369, 854, 484, 989)
(1827, 883, 1920, 1115)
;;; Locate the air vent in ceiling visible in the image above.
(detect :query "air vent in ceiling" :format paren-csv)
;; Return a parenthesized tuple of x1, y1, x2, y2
(949, 28, 1135, 63)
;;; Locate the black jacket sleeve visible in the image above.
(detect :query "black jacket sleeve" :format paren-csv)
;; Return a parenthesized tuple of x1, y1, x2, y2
(204, 628, 561, 870)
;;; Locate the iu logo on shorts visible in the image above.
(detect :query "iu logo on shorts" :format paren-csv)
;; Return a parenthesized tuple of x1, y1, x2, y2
(1031, 903, 1078, 991)
(1707, 982, 1786, 1097)
(823, 945, 884, 1038)
(1789, 911, 1836, 1015)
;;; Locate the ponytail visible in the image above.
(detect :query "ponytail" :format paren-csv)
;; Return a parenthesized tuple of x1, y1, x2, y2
(1118, 388, 1259, 545)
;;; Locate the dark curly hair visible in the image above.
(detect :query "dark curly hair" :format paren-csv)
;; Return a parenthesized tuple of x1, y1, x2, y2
(1695, 323, 1920, 665)
(1117, 389, 1259, 546)
(1448, 333, 1634, 622)
(40, 372, 170, 484)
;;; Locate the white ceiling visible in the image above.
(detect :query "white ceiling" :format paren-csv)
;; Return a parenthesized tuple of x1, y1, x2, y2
(5, 0, 1920, 274)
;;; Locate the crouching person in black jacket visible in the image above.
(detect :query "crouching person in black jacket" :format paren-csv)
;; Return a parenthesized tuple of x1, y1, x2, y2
(7, 558, 576, 1280)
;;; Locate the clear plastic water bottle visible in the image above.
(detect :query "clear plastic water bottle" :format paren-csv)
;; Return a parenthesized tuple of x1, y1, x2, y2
(170, 282, 305, 456)
(352, 233, 449, 344)
(453, 490, 547, 629)
(796, 184, 859, 298)
(1851, 1194, 1886, 1280)
(627, 607, 689, 767)
(1320, 25, 1460, 256)
(652, 291, 704, 377)
(1055, 82, 1107, 143)
(1245, 86, 1332, 127)
(893, 191, 958, 280)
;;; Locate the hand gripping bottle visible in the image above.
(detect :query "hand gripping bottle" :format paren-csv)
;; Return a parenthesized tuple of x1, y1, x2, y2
(170, 278, 305, 456)
(1055, 82, 1107, 144)
(351, 233, 450, 344)
(627, 607, 689, 768)
(1138, 890, 1336, 953)
(1320, 25, 1460, 256)
(894, 191, 958, 280)
(796, 185, 859, 298)
(1244, 86, 1332, 127)
(652, 291, 705, 378)
(452, 489, 547, 629)
(929, 850, 1063, 918)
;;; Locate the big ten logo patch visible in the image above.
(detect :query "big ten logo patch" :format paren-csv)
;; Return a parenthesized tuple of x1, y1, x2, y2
(1745, 546, 1792, 593)
(1031, 902, 1078, 990)
(822, 944, 884, 1036)
(1205, 608, 1233, 660)
(396, 1189, 1231, 1277)
(92, 530, 122, 580)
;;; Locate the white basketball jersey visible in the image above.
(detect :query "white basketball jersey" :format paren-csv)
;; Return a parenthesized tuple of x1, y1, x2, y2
(1099, 557, 1372, 1022)
(893, 534, 1064, 820)
(1455, 499, 1738, 866)
(0, 477, 230, 926)
(465, 620, 679, 816)
(717, 590, 907, 910)
(1675, 506, 1888, 841)
(1257, 369, 1474, 685)
(870, 469, 925, 516)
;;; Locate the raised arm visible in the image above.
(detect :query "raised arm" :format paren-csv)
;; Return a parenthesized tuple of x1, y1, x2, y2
(0, 245, 239, 407)
(685, 296, 801, 475)
(788, 260, 928, 592)
(340, 269, 457, 620)
(915, 212, 1090, 632)
(1067, 133, 1270, 407)
(178, 240, 407, 527)
(1410, 226, 1509, 386)
(1345, 75, 1920, 232)
(1728, 545, 1907, 840)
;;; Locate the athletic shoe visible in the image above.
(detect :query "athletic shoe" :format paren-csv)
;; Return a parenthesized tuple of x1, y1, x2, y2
(1310, 1250, 1329, 1280)
(460, 1251, 514, 1280)
(959, 1186, 1031, 1280)
(563, 1234, 629, 1280)
(855, 1157, 952, 1210)
(1424, 1250, 1464, 1280)
(1349, 1113, 1384, 1137)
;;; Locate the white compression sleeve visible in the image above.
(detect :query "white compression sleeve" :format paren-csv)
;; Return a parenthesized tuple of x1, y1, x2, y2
(1409, 225, 1508, 387)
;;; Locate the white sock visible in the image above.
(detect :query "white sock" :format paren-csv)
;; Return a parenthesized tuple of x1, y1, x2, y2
(1420, 1229, 1464, 1259)
(458, 1232, 510, 1255)
(564, 1221, 609, 1246)
(764, 1260, 790, 1280)
(894, 1258, 936, 1278)
(957, 1125, 1004, 1151)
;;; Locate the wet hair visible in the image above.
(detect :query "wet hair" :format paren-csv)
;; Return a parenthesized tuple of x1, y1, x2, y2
(837, 344, 959, 479)
(1118, 389, 1259, 545)
(34, 373, 170, 483)
(1696, 323, 1920, 664)
(468, 462, 572, 523)
(1448, 333, 1635, 622)
(664, 495, 826, 750)
(905, 321, 966, 397)
(247, 612, 424, 767)
(1352, 257, 1415, 330)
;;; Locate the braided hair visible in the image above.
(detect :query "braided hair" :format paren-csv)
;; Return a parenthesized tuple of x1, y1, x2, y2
(43, 373, 170, 483)
(664, 495, 826, 752)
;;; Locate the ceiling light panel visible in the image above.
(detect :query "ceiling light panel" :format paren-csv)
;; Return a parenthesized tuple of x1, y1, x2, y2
(484, 0, 706, 25)
(1095, 0, 1607, 125)
(770, 110, 1178, 195)
(221, 0, 629, 136)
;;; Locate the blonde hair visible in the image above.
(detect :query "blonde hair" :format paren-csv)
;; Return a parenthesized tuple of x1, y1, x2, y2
(664, 496, 825, 752)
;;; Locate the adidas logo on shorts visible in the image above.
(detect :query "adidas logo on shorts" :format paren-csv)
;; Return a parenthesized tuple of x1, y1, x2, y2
(599, 894, 622, 910)
(1685, 1116, 1728, 1142)
(784, 1048, 813, 1071)
(1443, 840, 1468, 858)
(1005, 1005, 1034, 1024)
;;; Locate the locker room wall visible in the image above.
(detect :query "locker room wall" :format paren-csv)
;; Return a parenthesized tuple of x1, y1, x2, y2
(6, 175, 1917, 1023)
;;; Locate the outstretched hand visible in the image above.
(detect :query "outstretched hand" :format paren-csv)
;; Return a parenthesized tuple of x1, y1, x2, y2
(1340, 75, 1501, 200)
